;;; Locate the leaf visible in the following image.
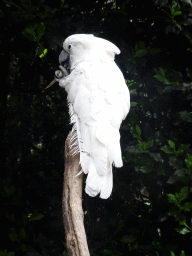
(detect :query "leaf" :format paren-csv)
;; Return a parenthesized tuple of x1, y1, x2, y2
(130, 102, 138, 107)
(22, 22, 45, 42)
(126, 144, 143, 154)
(171, 252, 175, 256)
(25, 26, 36, 37)
(149, 153, 164, 163)
(171, 8, 175, 15)
(36, 22, 45, 40)
(61, 0, 65, 7)
(22, 25, 36, 41)
(177, 144, 190, 154)
(182, 202, 192, 211)
(0, 250, 15, 256)
(134, 49, 147, 57)
(167, 175, 180, 184)
(179, 220, 188, 227)
(159, 67, 165, 77)
(39, 48, 48, 58)
(182, 82, 192, 88)
(139, 166, 151, 173)
(138, 140, 146, 151)
(154, 74, 165, 82)
(168, 140, 175, 150)
(175, 227, 191, 235)
(146, 140, 153, 149)
(179, 111, 192, 122)
(28, 213, 44, 221)
(167, 193, 177, 204)
(180, 251, 186, 256)
(185, 153, 192, 169)
(161, 146, 174, 154)
(175, 23, 182, 31)
(173, 11, 182, 16)
(9, 229, 19, 242)
(136, 125, 141, 135)
(179, 186, 188, 201)
(174, 169, 185, 177)
(133, 134, 141, 140)
(169, 156, 183, 168)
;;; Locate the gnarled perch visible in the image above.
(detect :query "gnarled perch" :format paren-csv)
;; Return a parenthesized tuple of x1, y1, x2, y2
(62, 131, 90, 256)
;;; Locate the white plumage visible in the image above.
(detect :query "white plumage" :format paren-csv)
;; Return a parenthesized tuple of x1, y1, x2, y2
(58, 34, 130, 199)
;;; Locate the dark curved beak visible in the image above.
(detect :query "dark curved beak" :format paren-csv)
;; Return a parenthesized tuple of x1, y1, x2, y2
(59, 50, 70, 70)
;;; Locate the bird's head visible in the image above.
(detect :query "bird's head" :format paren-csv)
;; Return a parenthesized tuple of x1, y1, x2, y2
(59, 34, 120, 70)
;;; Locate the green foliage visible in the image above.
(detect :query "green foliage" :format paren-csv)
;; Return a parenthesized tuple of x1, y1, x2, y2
(167, 185, 192, 235)
(22, 22, 45, 42)
(0, 250, 15, 256)
(171, 250, 186, 256)
(1, 0, 192, 255)
(161, 141, 190, 155)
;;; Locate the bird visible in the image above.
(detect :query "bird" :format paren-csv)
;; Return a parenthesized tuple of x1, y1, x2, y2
(57, 34, 130, 199)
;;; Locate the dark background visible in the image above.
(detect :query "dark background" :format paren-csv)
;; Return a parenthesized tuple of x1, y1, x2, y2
(1, 0, 192, 255)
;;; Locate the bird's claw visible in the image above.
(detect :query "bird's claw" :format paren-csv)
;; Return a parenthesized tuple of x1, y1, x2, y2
(42, 65, 69, 92)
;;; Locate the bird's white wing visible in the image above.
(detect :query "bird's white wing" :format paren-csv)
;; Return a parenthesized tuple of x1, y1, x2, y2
(60, 59, 130, 199)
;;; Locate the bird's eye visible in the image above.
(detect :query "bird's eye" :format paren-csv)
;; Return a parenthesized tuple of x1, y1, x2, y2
(68, 44, 72, 50)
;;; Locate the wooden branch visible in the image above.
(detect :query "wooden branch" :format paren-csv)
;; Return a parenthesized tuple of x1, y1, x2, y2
(62, 131, 90, 256)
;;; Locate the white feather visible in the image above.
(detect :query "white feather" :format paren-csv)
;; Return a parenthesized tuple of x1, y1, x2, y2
(59, 34, 130, 199)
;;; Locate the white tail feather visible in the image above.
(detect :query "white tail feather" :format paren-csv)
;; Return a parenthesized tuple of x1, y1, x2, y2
(85, 158, 113, 199)
(68, 102, 119, 199)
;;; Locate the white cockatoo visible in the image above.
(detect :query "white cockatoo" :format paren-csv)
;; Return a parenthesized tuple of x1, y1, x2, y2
(57, 34, 130, 199)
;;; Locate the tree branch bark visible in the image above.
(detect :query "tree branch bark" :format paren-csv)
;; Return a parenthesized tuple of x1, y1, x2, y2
(62, 131, 90, 256)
